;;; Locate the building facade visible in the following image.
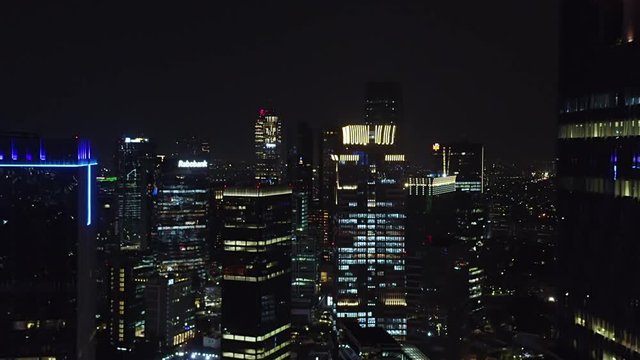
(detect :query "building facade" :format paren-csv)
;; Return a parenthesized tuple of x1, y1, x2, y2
(558, 1, 640, 358)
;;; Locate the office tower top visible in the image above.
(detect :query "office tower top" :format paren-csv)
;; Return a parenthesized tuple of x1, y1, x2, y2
(255, 108, 284, 185)
(175, 136, 211, 158)
(432, 141, 484, 193)
(364, 82, 403, 124)
(0, 133, 96, 360)
(221, 186, 293, 360)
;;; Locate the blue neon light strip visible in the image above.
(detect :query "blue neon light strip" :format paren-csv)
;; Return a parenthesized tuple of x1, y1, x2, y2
(0, 162, 97, 168)
(0, 161, 97, 226)
(87, 164, 92, 226)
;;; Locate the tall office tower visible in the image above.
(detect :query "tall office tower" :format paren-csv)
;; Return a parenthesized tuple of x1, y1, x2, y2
(319, 128, 340, 209)
(116, 136, 156, 249)
(334, 124, 408, 339)
(432, 142, 484, 192)
(221, 187, 292, 360)
(316, 128, 340, 298)
(145, 276, 196, 353)
(364, 82, 404, 124)
(558, 1, 640, 358)
(255, 109, 284, 185)
(153, 157, 210, 282)
(107, 250, 154, 352)
(404, 176, 482, 357)
(288, 121, 317, 326)
(0, 133, 96, 360)
(96, 174, 118, 335)
(404, 176, 457, 340)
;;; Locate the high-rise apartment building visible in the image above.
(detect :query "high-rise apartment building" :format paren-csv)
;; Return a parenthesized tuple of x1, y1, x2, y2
(333, 123, 408, 339)
(221, 187, 293, 360)
(0, 133, 97, 360)
(255, 109, 284, 185)
(558, 1, 640, 358)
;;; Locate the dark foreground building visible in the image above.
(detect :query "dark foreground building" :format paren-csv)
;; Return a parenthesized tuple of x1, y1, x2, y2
(558, 1, 640, 358)
(0, 133, 96, 359)
(221, 187, 293, 360)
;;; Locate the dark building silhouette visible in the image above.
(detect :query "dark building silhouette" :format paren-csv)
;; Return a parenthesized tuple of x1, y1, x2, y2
(221, 187, 293, 360)
(558, 0, 640, 358)
(0, 133, 97, 360)
(364, 82, 404, 124)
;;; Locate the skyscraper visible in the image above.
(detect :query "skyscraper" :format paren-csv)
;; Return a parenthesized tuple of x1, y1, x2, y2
(255, 109, 284, 185)
(289, 122, 317, 327)
(116, 136, 156, 249)
(333, 123, 408, 339)
(558, 1, 640, 358)
(221, 187, 292, 360)
(153, 157, 210, 282)
(364, 82, 404, 124)
(0, 133, 96, 360)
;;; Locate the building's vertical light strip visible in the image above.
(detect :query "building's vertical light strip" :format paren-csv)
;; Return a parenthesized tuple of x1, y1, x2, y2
(87, 164, 92, 226)
(39, 139, 46, 161)
(11, 140, 17, 160)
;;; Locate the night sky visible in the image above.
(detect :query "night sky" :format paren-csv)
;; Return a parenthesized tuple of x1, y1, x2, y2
(1, 1, 558, 165)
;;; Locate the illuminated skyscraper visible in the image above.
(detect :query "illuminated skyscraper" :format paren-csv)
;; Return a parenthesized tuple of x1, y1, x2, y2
(255, 109, 284, 185)
(153, 157, 210, 281)
(116, 136, 156, 249)
(364, 82, 404, 124)
(0, 133, 96, 360)
(221, 187, 292, 360)
(333, 123, 407, 339)
(558, 1, 640, 358)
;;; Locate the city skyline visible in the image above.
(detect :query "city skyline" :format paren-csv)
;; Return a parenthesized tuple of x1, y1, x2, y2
(3, 1, 622, 360)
